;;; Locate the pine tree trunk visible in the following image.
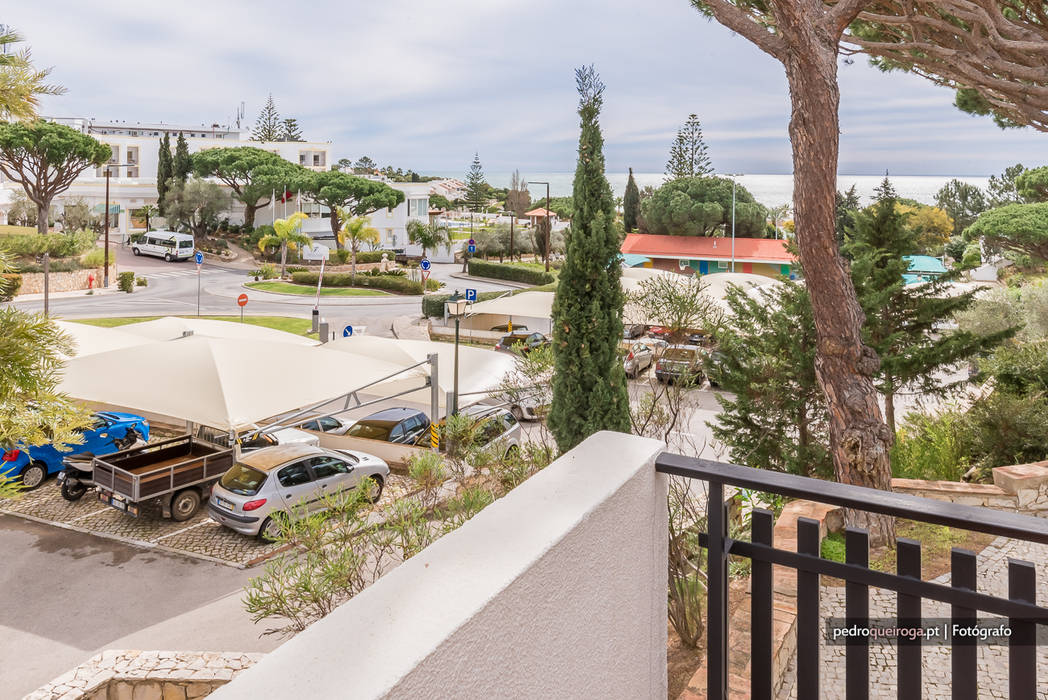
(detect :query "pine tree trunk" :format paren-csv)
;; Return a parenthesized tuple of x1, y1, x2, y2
(37, 200, 49, 235)
(784, 44, 894, 545)
(243, 203, 258, 231)
(885, 390, 896, 437)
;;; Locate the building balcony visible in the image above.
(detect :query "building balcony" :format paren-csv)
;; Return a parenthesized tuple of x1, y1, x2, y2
(209, 432, 1048, 699)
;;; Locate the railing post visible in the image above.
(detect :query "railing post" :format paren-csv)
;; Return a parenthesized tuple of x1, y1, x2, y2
(845, 528, 870, 700)
(1007, 559, 1036, 699)
(750, 508, 773, 700)
(896, 538, 922, 699)
(950, 548, 977, 700)
(707, 481, 728, 699)
(796, 518, 821, 698)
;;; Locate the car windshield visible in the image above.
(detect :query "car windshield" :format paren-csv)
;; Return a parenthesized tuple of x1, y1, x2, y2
(663, 348, 695, 361)
(345, 421, 392, 441)
(220, 464, 267, 495)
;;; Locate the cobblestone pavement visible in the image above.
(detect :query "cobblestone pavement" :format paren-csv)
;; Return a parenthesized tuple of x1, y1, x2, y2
(0, 474, 412, 568)
(779, 537, 1048, 699)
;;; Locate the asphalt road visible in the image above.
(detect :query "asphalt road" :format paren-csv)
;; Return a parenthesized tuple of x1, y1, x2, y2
(0, 514, 277, 699)
(12, 246, 514, 334)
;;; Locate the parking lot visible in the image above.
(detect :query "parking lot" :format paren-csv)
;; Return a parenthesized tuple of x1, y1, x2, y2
(0, 473, 414, 568)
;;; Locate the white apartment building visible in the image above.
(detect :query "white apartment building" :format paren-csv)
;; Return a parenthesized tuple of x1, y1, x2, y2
(0, 117, 333, 238)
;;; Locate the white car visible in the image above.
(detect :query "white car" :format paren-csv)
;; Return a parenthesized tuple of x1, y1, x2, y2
(239, 426, 321, 451)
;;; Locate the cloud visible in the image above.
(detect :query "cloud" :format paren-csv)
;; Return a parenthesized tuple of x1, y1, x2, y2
(8, 0, 1046, 176)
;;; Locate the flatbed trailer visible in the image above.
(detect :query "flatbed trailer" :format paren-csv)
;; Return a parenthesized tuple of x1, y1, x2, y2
(92, 435, 234, 520)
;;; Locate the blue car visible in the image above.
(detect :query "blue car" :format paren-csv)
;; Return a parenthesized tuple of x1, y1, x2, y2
(0, 411, 150, 489)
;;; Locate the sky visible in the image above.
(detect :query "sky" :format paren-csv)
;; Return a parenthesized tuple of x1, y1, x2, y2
(8, 0, 1047, 177)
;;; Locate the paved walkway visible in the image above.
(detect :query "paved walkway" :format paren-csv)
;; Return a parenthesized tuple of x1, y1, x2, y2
(779, 536, 1048, 699)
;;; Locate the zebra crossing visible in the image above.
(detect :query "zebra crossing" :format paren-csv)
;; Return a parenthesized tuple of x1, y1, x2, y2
(143, 267, 231, 279)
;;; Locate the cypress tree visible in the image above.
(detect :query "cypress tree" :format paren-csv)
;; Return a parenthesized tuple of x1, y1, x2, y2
(156, 133, 172, 215)
(172, 132, 191, 183)
(548, 65, 631, 452)
(623, 167, 640, 233)
(844, 178, 1015, 433)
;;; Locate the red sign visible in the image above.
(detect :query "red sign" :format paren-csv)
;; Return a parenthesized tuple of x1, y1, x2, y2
(421, 270, 430, 285)
(237, 293, 249, 307)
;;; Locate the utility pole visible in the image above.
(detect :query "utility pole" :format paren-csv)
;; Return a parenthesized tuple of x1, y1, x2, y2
(528, 181, 551, 272)
(103, 163, 133, 287)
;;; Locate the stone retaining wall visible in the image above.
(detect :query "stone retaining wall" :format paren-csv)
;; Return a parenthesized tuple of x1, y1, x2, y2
(17, 267, 107, 295)
(892, 459, 1048, 516)
(27, 650, 262, 700)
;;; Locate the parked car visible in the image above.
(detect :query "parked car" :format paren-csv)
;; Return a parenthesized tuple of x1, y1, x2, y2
(490, 324, 528, 333)
(623, 323, 646, 339)
(239, 426, 321, 451)
(624, 342, 656, 378)
(344, 407, 431, 445)
(208, 444, 389, 540)
(507, 394, 548, 422)
(0, 411, 149, 489)
(655, 345, 706, 384)
(130, 230, 195, 262)
(647, 326, 671, 340)
(704, 349, 729, 388)
(495, 331, 550, 355)
(300, 415, 354, 435)
(419, 405, 521, 458)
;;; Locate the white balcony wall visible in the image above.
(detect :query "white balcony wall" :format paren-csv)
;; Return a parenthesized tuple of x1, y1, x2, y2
(213, 431, 668, 699)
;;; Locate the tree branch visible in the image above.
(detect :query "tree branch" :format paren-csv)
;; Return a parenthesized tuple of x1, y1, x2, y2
(693, 0, 788, 61)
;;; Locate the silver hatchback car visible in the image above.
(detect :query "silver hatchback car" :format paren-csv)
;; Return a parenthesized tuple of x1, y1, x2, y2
(208, 444, 389, 541)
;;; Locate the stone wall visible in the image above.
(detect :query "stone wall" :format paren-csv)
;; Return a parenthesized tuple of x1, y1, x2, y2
(892, 459, 1048, 517)
(18, 267, 107, 295)
(27, 650, 261, 700)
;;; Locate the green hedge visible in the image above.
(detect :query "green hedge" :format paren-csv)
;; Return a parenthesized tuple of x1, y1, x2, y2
(467, 259, 555, 285)
(356, 250, 398, 264)
(0, 273, 22, 301)
(1, 230, 96, 258)
(291, 271, 440, 295)
(423, 290, 509, 317)
(16, 258, 82, 273)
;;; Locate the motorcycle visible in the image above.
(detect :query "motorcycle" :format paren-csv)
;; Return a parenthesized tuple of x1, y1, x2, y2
(58, 429, 146, 502)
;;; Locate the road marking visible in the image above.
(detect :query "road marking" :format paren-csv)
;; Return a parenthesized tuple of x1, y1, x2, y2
(69, 507, 111, 522)
(154, 519, 212, 541)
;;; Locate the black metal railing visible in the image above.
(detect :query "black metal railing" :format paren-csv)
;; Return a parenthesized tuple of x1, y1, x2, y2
(655, 452, 1048, 700)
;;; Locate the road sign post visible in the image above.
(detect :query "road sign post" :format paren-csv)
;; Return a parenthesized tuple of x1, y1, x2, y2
(237, 293, 248, 323)
(195, 250, 204, 316)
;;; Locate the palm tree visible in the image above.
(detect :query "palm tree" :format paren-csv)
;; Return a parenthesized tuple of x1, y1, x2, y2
(0, 28, 65, 121)
(338, 210, 380, 282)
(258, 212, 311, 279)
(406, 219, 450, 259)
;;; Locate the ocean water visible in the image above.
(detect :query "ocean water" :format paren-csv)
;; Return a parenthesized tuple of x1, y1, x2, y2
(479, 172, 992, 208)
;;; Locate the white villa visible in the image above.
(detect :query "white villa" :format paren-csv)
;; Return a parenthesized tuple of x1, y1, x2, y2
(0, 116, 447, 250)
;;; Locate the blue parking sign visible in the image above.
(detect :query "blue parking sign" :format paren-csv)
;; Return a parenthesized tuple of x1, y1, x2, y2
(465, 288, 477, 302)
(343, 325, 354, 338)
(194, 251, 204, 265)
(420, 258, 431, 271)
(467, 244, 476, 254)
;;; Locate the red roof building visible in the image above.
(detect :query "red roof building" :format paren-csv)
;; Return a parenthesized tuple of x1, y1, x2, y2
(620, 233, 795, 278)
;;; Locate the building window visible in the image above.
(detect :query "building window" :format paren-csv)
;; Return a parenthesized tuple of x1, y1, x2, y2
(717, 260, 728, 270)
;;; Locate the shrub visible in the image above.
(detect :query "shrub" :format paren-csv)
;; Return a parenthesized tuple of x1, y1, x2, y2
(80, 247, 108, 268)
(1, 229, 96, 258)
(259, 263, 278, 280)
(136, 276, 148, 287)
(285, 265, 309, 274)
(891, 409, 972, 481)
(290, 271, 432, 294)
(467, 259, 555, 285)
(355, 250, 397, 264)
(333, 249, 351, 264)
(0, 273, 22, 301)
(117, 271, 136, 293)
(17, 258, 81, 273)
(422, 289, 506, 317)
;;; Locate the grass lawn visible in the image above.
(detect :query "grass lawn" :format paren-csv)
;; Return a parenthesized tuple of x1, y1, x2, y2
(72, 315, 315, 336)
(245, 281, 390, 297)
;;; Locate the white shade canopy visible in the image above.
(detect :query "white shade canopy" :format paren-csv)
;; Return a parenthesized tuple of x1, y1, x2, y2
(466, 291, 555, 320)
(119, 316, 318, 346)
(53, 321, 157, 359)
(59, 335, 409, 431)
(325, 336, 516, 409)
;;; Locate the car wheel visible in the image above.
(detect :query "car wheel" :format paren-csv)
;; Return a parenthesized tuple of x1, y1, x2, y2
(20, 462, 47, 490)
(362, 475, 384, 504)
(258, 515, 284, 542)
(170, 489, 201, 521)
(510, 405, 524, 421)
(61, 479, 88, 501)
(505, 444, 520, 460)
(131, 247, 141, 256)
(164, 253, 172, 262)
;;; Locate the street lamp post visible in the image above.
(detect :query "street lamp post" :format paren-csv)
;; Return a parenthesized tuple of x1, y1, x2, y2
(444, 290, 469, 415)
(103, 163, 134, 288)
(527, 181, 551, 272)
(727, 173, 740, 273)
